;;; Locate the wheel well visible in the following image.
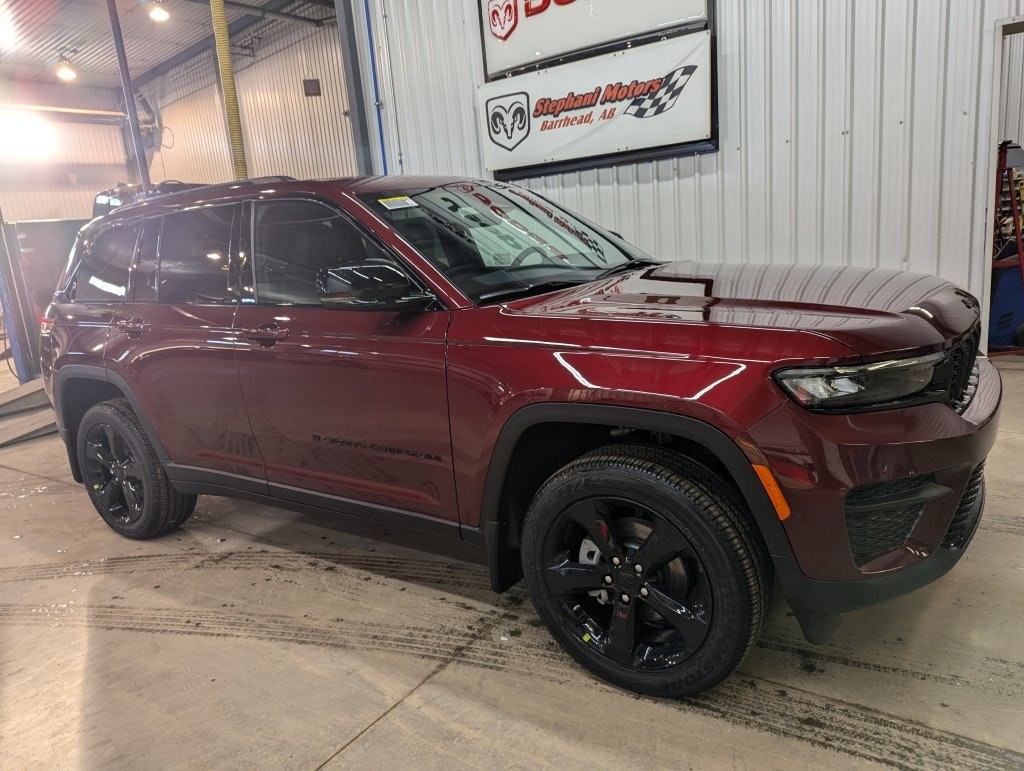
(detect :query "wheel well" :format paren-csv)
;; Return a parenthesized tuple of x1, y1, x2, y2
(59, 377, 126, 481)
(491, 421, 751, 588)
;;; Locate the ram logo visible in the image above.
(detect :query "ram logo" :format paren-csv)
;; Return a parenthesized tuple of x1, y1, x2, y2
(487, 0, 518, 40)
(486, 92, 530, 152)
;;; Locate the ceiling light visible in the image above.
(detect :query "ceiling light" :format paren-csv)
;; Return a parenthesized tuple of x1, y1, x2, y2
(149, 1, 170, 22)
(55, 56, 76, 81)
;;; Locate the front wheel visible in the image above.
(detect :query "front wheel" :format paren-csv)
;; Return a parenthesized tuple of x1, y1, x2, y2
(77, 399, 197, 539)
(520, 445, 771, 697)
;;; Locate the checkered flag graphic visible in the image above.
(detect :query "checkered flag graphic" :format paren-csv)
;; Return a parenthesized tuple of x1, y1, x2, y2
(625, 65, 698, 119)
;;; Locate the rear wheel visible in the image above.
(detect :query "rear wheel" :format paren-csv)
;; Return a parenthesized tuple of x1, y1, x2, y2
(520, 445, 770, 697)
(77, 399, 197, 538)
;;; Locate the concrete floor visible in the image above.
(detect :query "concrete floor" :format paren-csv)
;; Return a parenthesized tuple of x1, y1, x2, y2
(0, 365, 1023, 769)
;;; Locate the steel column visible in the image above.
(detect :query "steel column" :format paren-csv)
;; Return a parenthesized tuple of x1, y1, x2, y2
(335, 0, 374, 175)
(106, 0, 151, 193)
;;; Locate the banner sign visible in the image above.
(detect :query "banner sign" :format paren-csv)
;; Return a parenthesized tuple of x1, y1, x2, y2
(479, 31, 711, 173)
(480, 0, 708, 78)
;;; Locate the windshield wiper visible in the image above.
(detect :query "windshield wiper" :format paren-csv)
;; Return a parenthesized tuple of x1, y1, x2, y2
(595, 258, 664, 279)
(477, 280, 585, 304)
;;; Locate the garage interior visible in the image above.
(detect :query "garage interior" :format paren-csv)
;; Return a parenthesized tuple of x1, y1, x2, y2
(1, 1, 1024, 767)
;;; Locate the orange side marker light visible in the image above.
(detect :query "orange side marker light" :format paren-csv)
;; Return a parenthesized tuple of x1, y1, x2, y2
(753, 464, 791, 521)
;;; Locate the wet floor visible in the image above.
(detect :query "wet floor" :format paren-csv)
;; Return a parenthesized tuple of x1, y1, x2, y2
(0, 364, 1023, 768)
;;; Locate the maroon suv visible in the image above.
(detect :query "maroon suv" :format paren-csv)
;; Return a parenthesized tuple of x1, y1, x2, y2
(41, 176, 1000, 696)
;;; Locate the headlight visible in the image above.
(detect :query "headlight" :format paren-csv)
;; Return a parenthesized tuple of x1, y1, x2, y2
(774, 352, 945, 411)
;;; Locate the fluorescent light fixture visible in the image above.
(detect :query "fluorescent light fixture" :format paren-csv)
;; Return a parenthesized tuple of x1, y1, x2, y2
(149, 1, 170, 22)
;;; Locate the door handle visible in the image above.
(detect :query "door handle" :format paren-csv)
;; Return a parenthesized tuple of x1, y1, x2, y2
(242, 323, 289, 345)
(116, 317, 151, 338)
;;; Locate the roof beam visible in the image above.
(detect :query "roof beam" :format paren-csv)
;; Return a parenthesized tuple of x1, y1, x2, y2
(134, 0, 294, 87)
(176, 0, 332, 27)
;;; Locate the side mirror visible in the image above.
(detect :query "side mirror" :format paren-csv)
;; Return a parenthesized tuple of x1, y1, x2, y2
(316, 259, 435, 312)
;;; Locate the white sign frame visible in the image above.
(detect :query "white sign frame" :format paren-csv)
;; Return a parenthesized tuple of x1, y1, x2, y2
(479, 30, 716, 178)
(479, 0, 708, 80)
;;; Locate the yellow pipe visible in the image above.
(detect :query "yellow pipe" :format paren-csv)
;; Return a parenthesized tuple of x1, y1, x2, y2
(210, 0, 248, 180)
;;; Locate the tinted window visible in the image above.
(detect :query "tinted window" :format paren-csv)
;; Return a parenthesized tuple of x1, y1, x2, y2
(158, 206, 237, 304)
(70, 223, 140, 302)
(251, 200, 387, 305)
(134, 219, 160, 302)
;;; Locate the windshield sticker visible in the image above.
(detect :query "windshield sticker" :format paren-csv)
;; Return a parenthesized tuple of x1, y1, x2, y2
(378, 196, 419, 210)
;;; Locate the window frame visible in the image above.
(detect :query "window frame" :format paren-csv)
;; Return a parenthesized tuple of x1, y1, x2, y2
(242, 196, 437, 309)
(130, 215, 163, 304)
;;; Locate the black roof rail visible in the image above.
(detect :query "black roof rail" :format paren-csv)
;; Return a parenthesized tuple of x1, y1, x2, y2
(103, 176, 304, 217)
(239, 175, 298, 184)
(184, 176, 299, 195)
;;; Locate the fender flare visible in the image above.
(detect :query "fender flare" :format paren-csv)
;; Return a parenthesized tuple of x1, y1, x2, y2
(477, 402, 797, 591)
(53, 364, 172, 469)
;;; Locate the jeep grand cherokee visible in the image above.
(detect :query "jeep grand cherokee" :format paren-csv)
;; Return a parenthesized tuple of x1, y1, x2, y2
(40, 176, 1001, 696)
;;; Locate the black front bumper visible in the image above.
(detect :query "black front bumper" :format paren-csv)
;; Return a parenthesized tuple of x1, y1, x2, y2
(778, 479, 985, 642)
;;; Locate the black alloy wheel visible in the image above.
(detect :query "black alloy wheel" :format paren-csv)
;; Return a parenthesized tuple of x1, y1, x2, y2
(77, 400, 197, 538)
(521, 445, 771, 697)
(542, 497, 713, 672)
(82, 421, 146, 527)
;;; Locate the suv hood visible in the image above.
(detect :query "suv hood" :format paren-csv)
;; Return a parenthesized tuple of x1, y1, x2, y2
(510, 261, 981, 356)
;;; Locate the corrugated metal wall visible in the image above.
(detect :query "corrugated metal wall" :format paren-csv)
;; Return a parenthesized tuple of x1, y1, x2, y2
(372, 0, 486, 176)
(236, 20, 359, 179)
(1003, 33, 1024, 142)
(0, 81, 118, 111)
(0, 82, 126, 221)
(142, 9, 359, 184)
(143, 56, 233, 184)
(0, 123, 127, 221)
(356, 0, 1024, 299)
(151, 87, 232, 184)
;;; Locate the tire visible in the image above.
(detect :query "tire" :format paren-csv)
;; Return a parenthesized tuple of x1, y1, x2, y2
(520, 444, 771, 697)
(76, 399, 198, 539)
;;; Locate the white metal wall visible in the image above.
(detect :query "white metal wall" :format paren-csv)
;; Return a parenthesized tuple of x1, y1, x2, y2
(0, 123, 128, 222)
(144, 56, 233, 184)
(142, 11, 359, 184)
(236, 18, 360, 179)
(356, 0, 1024, 299)
(0, 82, 127, 222)
(1003, 33, 1024, 143)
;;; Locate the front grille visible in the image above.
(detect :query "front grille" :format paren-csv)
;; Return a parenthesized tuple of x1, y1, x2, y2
(846, 505, 924, 565)
(942, 463, 986, 549)
(947, 324, 981, 410)
(951, 362, 981, 414)
(846, 474, 934, 505)
(844, 475, 934, 566)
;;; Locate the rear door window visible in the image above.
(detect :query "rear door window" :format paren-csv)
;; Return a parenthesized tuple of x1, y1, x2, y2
(69, 222, 141, 302)
(158, 205, 238, 304)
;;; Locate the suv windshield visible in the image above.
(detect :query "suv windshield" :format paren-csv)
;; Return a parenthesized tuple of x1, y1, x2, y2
(358, 181, 660, 304)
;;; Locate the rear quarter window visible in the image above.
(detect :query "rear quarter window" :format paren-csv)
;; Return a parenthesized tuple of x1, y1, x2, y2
(68, 222, 141, 302)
